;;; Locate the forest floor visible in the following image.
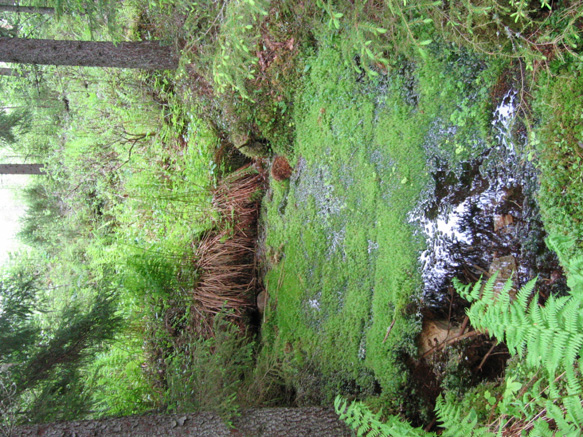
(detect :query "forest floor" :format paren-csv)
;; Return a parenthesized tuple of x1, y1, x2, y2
(253, 38, 567, 425)
(5, 1, 583, 433)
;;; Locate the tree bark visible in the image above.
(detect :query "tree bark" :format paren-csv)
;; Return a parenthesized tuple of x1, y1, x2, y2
(0, 38, 178, 70)
(0, 67, 22, 76)
(0, 5, 54, 14)
(0, 164, 44, 175)
(14, 408, 352, 436)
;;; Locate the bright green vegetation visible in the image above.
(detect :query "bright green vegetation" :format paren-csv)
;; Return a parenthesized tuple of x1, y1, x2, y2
(336, 263, 583, 435)
(3, 0, 583, 435)
(535, 67, 583, 262)
(260, 35, 500, 407)
(0, 1, 224, 423)
(262, 40, 428, 401)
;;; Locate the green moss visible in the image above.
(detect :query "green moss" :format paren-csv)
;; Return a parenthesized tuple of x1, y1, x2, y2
(262, 36, 427, 403)
(260, 28, 501, 409)
(535, 69, 583, 261)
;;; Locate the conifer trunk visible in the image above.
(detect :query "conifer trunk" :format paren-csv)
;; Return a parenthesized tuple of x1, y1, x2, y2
(0, 5, 54, 14)
(0, 38, 178, 70)
(0, 164, 44, 175)
(14, 408, 351, 436)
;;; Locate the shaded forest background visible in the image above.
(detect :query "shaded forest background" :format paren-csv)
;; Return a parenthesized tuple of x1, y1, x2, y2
(2, 0, 583, 436)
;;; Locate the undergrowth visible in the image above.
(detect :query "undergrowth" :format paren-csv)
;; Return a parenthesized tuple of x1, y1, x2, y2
(4, 0, 583, 431)
(335, 242, 583, 435)
(259, 29, 502, 414)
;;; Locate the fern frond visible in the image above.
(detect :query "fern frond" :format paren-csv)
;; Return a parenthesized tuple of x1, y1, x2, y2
(546, 400, 579, 434)
(516, 278, 536, 311)
(334, 395, 428, 436)
(563, 393, 583, 426)
(481, 273, 498, 303)
(435, 395, 493, 437)
(455, 259, 583, 434)
(531, 418, 556, 437)
(565, 365, 583, 398)
(454, 277, 481, 302)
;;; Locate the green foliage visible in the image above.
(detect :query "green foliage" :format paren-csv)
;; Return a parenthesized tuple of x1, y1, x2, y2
(122, 248, 187, 299)
(86, 329, 157, 416)
(535, 70, 583, 262)
(314, 0, 435, 74)
(261, 39, 427, 403)
(50, 0, 119, 36)
(0, 108, 29, 145)
(455, 274, 583, 380)
(18, 291, 121, 389)
(334, 395, 428, 436)
(435, 394, 492, 436)
(0, 272, 123, 424)
(260, 28, 499, 410)
(0, 266, 40, 361)
(212, 0, 270, 100)
(5, 0, 583, 429)
(426, 0, 583, 68)
(18, 182, 63, 248)
(0, 370, 18, 437)
(435, 253, 583, 435)
(164, 314, 255, 424)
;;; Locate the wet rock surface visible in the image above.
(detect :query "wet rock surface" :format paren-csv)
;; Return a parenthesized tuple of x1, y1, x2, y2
(411, 91, 567, 319)
(403, 89, 568, 422)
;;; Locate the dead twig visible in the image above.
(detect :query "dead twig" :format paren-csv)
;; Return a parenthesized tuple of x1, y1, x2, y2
(459, 315, 470, 335)
(477, 342, 498, 371)
(382, 319, 396, 344)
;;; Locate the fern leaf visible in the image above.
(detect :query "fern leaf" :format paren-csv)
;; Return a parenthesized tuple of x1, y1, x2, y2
(546, 400, 578, 434)
(531, 418, 556, 437)
(563, 333, 583, 370)
(563, 394, 583, 427)
(516, 278, 536, 311)
(482, 274, 497, 303)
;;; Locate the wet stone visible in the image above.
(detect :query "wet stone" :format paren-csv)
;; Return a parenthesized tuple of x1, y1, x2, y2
(489, 255, 517, 298)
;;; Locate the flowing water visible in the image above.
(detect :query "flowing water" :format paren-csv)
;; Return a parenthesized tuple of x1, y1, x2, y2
(410, 90, 566, 316)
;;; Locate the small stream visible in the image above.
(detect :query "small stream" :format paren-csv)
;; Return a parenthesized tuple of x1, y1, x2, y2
(398, 88, 569, 424)
(409, 90, 566, 318)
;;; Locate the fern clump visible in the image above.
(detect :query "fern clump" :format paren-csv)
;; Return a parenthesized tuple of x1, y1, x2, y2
(455, 274, 583, 387)
(435, 265, 583, 436)
(435, 394, 493, 437)
(334, 395, 428, 437)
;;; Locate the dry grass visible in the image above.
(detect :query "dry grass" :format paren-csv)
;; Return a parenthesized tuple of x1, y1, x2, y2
(189, 164, 264, 334)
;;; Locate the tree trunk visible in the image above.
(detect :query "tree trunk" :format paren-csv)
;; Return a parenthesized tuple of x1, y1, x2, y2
(0, 38, 178, 70)
(0, 164, 44, 174)
(14, 408, 351, 436)
(0, 5, 54, 14)
(0, 67, 22, 76)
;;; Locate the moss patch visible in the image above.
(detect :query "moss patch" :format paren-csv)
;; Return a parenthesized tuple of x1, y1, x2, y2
(260, 34, 500, 409)
(535, 68, 583, 261)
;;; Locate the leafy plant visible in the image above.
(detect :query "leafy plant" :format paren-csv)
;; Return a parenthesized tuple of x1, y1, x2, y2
(0, 372, 18, 437)
(434, 260, 583, 435)
(334, 395, 428, 436)
(212, 0, 269, 100)
(164, 313, 256, 425)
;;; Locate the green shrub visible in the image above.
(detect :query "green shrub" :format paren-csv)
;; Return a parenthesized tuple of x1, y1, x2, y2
(212, 0, 270, 100)
(164, 314, 255, 425)
(334, 395, 428, 436)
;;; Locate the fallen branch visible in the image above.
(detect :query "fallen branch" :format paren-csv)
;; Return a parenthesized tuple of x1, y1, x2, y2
(421, 329, 488, 359)
(477, 342, 498, 371)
